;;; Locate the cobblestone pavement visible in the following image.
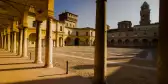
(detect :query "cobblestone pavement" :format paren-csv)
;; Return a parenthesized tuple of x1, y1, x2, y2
(28, 46, 157, 84)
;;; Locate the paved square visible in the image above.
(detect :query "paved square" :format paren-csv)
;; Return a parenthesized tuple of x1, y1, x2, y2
(28, 46, 157, 84)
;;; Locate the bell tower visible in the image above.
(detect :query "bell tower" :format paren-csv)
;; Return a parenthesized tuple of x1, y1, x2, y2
(140, 1, 151, 25)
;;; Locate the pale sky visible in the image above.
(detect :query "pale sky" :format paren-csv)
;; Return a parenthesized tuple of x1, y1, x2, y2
(54, 0, 159, 29)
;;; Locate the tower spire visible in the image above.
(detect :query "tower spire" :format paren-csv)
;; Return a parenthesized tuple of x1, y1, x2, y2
(140, 1, 151, 25)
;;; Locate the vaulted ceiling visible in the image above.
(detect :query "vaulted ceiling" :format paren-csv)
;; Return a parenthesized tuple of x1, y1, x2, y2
(0, 0, 49, 30)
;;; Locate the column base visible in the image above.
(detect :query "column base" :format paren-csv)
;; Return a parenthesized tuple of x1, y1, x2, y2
(18, 53, 22, 56)
(44, 64, 53, 68)
(34, 60, 43, 64)
(21, 55, 28, 58)
(13, 51, 17, 54)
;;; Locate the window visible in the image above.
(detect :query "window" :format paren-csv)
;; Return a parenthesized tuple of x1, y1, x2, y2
(86, 32, 88, 36)
(76, 31, 79, 36)
(70, 24, 71, 27)
(33, 21, 36, 27)
(60, 26, 62, 31)
(91, 32, 93, 36)
(144, 32, 147, 35)
(66, 23, 68, 26)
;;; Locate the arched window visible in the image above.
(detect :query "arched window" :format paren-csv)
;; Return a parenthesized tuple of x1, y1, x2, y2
(118, 39, 122, 44)
(133, 39, 139, 45)
(125, 39, 130, 44)
(111, 39, 114, 44)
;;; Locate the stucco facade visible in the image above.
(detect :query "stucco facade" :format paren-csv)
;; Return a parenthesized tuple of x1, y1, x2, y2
(27, 11, 95, 47)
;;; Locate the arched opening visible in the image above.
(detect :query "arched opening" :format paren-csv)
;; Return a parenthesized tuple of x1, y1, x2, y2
(86, 39, 89, 46)
(125, 39, 130, 45)
(111, 39, 114, 45)
(59, 37, 63, 47)
(142, 39, 149, 46)
(133, 39, 139, 46)
(93, 40, 95, 46)
(28, 33, 36, 47)
(118, 39, 122, 45)
(65, 37, 71, 46)
(74, 38, 80, 46)
(152, 39, 158, 46)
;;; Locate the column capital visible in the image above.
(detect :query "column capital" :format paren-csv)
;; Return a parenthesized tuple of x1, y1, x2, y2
(0, 32, 4, 35)
(18, 24, 28, 30)
(35, 20, 43, 24)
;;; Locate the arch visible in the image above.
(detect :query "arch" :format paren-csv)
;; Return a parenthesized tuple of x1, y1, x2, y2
(86, 39, 89, 45)
(65, 37, 71, 46)
(74, 38, 80, 46)
(152, 39, 158, 46)
(133, 39, 139, 45)
(142, 39, 149, 46)
(125, 39, 130, 44)
(28, 33, 36, 47)
(118, 39, 122, 44)
(111, 39, 115, 45)
(29, 33, 36, 41)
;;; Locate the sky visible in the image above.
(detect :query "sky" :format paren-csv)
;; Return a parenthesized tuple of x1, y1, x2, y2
(54, 0, 159, 29)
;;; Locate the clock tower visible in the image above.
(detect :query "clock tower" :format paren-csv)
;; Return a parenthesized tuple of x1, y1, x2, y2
(140, 1, 151, 25)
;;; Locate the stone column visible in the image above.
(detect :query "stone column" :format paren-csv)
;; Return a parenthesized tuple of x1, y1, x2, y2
(44, 17, 53, 68)
(18, 29, 23, 56)
(22, 27, 28, 57)
(158, 0, 168, 83)
(53, 40, 56, 47)
(35, 20, 43, 63)
(10, 32, 13, 52)
(56, 36, 59, 47)
(4, 35, 7, 50)
(7, 33, 11, 52)
(13, 31, 17, 53)
(62, 37, 65, 47)
(93, 0, 107, 84)
(0, 32, 3, 48)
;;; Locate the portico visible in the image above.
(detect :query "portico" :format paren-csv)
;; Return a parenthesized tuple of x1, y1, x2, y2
(0, 0, 167, 84)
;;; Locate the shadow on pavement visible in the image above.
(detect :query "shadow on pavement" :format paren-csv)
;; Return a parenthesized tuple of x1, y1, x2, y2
(8, 76, 92, 84)
(0, 62, 34, 65)
(0, 66, 43, 71)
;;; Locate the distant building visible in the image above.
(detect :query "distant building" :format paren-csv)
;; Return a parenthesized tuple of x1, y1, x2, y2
(27, 10, 95, 47)
(107, 1, 158, 48)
